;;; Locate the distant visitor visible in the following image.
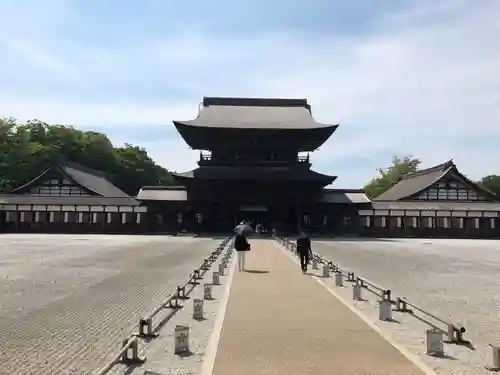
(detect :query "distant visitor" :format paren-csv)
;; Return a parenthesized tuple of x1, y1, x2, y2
(234, 221, 253, 271)
(296, 231, 313, 273)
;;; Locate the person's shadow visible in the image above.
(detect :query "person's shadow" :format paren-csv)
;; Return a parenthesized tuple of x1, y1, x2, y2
(244, 269, 269, 274)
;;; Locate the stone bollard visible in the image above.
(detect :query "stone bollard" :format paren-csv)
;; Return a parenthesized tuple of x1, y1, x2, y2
(322, 264, 330, 277)
(218, 263, 225, 276)
(446, 324, 455, 342)
(121, 336, 146, 364)
(486, 345, 500, 371)
(312, 257, 318, 270)
(138, 317, 158, 338)
(177, 286, 186, 299)
(193, 299, 204, 320)
(426, 329, 444, 357)
(396, 297, 408, 312)
(204, 283, 212, 300)
(357, 277, 365, 288)
(379, 300, 392, 321)
(213, 272, 220, 285)
(193, 269, 201, 280)
(347, 272, 355, 282)
(335, 272, 343, 287)
(174, 325, 190, 354)
(168, 296, 180, 308)
(352, 283, 362, 300)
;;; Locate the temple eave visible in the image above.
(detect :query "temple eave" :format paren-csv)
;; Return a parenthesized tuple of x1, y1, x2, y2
(173, 120, 338, 131)
(172, 169, 336, 184)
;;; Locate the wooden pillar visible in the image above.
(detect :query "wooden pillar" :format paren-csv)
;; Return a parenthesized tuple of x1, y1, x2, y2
(295, 191, 301, 235)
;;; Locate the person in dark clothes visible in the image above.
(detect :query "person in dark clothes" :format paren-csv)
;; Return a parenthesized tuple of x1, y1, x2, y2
(296, 231, 313, 273)
(234, 230, 251, 271)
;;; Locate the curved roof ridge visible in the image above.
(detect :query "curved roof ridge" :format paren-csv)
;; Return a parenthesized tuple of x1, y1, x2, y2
(401, 159, 454, 180)
(59, 158, 108, 178)
(202, 97, 309, 108)
(10, 167, 52, 193)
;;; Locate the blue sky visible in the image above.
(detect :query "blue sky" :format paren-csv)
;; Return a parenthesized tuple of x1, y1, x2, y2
(0, 0, 499, 188)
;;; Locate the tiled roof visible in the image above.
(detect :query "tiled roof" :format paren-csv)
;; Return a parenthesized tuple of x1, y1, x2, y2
(136, 186, 188, 201)
(375, 160, 498, 202)
(10, 158, 138, 205)
(374, 160, 455, 201)
(173, 166, 336, 183)
(173, 96, 337, 130)
(61, 162, 130, 197)
(319, 189, 371, 204)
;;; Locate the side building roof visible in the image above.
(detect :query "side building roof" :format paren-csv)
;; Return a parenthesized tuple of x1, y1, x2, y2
(136, 187, 371, 204)
(137, 186, 188, 202)
(374, 160, 498, 202)
(4, 158, 139, 206)
(319, 189, 371, 204)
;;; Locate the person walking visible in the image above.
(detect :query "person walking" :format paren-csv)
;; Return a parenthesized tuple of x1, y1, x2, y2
(234, 232, 251, 271)
(296, 231, 313, 273)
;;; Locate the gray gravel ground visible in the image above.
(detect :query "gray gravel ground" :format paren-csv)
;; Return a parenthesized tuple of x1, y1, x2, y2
(307, 238, 500, 375)
(109, 246, 236, 375)
(0, 234, 221, 375)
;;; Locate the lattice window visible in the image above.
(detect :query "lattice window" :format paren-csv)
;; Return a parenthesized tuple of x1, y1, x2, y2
(438, 190, 447, 200)
(418, 185, 486, 201)
(29, 183, 91, 196)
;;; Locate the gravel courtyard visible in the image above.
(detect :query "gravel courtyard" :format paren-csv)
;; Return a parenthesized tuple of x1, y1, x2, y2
(313, 238, 500, 353)
(0, 234, 220, 375)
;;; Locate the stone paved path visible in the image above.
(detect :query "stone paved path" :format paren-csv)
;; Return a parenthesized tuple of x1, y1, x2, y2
(212, 239, 427, 375)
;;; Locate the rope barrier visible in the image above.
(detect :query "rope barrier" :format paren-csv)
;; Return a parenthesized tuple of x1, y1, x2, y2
(95, 236, 232, 375)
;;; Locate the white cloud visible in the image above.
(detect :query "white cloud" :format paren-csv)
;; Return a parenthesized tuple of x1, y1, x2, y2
(0, 1, 498, 186)
(0, 34, 83, 81)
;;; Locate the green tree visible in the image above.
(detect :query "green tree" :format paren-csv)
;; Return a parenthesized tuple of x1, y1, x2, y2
(364, 155, 421, 199)
(0, 118, 174, 195)
(114, 144, 174, 194)
(478, 175, 500, 198)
